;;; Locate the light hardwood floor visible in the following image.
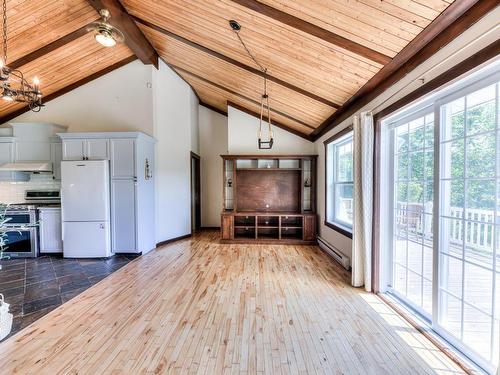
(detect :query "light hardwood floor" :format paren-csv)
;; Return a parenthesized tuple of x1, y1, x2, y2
(0, 231, 463, 374)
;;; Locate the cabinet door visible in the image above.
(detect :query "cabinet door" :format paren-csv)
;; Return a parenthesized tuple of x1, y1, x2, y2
(39, 209, 63, 253)
(303, 215, 316, 241)
(51, 143, 62, 180)
(0, 142, 14, 164)
(0, 142, 24, 181)
(16, 142, 51, 161)
(110, 139, 135, 178)
(221, 215, 234, 240)
(62, 139, 84, 160)
(111, 179, 137, 253)
(86, 139, 109, 160)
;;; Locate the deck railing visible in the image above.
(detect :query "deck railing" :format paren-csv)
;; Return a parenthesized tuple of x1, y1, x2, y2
(396, 202, 495, 252)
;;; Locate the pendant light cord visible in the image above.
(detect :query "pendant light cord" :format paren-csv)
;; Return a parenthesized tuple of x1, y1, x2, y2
(2, 0, 7, 64)
(233, 29, 268, 96)
(232, 26, 272, 142)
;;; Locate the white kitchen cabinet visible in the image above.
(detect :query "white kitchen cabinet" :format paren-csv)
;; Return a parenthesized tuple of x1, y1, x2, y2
(111, 179, 136, 252)
(62, 138, 109, 160)
(110, 139, 135, 178)
(16, 142, 51, 161)
(62, 139, 85, 160)
(39, 207, 63, 253)
(0, 139, 29, 181)
(86, 139, 109, 160)
(51, 142, 62, 180)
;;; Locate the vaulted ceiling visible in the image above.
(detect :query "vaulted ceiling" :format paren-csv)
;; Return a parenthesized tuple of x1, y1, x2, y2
(0, 0, 494, 140)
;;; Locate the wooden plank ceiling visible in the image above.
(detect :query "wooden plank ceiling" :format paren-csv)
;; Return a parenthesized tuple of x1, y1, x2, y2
(0, 0, 469, 138)
(121, 0, 457, 138)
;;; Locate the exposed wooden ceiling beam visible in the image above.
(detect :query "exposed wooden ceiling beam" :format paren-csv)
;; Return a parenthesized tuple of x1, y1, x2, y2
(171, 64, 316, 131)
(0, 56, 137, 125)
(133, 16, 340, 109)
(311, 0, 496, 140)
(9, 24, 95, 70)
(86, 0, 158, 68)
(227, 101, 312, 141)
(229, 0, 391, 66)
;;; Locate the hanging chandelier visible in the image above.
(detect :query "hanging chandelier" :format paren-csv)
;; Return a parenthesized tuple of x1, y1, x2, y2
(0, 0, 43, 111)
(230, 20, 273, 149)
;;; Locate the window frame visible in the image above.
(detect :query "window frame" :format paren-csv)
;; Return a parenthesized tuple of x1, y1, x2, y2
(324, 126, 354, 238)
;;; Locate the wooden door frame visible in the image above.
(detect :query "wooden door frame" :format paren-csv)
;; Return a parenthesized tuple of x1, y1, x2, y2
(190, 152, 201, 233)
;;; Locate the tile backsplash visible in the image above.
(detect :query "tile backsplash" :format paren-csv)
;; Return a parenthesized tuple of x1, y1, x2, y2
(0, 174, 60, 204)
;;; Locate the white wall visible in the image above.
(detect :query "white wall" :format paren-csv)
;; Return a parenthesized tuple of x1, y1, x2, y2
(228, 106, 314, 155)
(199, 106, 228, 227)
(153, 59, 199, 243)
(13, 61, 154, 135)
(314, 7, 500, 259)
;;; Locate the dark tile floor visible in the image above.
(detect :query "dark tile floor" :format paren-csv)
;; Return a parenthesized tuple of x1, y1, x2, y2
(0, 253, 139, 339)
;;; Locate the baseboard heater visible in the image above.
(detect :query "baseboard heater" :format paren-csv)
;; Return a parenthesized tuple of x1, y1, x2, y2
(317, 236, 350, 270)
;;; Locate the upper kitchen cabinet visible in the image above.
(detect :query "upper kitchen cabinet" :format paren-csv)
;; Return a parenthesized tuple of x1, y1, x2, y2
(0, 123, 67, 181)
(62, 139, 84, 161)
(86, 139, 109, 160)
(110, 138, 135, 178)
(60, 137, 109, 161)
(0, 138, 29, 182)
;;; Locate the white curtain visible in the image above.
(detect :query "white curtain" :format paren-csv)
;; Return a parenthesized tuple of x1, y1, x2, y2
(351, 111, 374, 291)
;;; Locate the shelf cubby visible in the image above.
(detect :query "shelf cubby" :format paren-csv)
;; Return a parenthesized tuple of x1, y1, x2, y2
(258, 216, 279, 227)
(235, 227, 256, 239)
(257, 227, 279, 239)
(281, 227, 303, 240)
(281, 216, 302, 227)
(234, 215, 256, 226)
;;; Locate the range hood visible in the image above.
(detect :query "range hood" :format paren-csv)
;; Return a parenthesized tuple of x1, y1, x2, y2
(0, 162, 52, 173)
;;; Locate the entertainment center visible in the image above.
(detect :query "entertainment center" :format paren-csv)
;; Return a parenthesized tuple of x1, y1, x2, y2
(220, 155, 317, 244)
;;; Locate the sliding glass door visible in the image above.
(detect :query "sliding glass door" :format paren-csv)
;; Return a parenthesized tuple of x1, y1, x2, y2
(438, 82, 499, 367)
(391, 111, 434, 317)
(383, 69, 500, 372)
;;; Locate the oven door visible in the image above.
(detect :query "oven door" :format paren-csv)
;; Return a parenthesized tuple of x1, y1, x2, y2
(2, 228, 38, 258)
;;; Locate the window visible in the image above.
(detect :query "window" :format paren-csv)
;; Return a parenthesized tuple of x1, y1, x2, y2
(380, 65, 500, 373)
(325, 129, 353, 236)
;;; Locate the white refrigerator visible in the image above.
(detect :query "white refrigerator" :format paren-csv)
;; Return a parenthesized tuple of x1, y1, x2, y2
(61, 160, 112, 258)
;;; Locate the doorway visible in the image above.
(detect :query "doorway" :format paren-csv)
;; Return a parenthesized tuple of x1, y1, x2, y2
(191, 152, 201, 233)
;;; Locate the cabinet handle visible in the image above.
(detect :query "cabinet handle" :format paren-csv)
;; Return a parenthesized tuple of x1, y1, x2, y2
(145, 158, 152, 180)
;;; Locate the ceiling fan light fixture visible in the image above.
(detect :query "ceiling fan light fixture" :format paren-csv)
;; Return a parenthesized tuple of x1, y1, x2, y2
(95, 29, 117, 47)
(88, 9, 124, 47)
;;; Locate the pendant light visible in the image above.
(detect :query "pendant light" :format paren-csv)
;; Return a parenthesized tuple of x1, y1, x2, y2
(0, 0, 43, 111)
(230, 20, 273, 149)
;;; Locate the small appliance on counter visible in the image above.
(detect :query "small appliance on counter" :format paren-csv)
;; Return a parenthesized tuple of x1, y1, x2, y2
(61, 160, 111, 258)
(1, 189, 61, 258)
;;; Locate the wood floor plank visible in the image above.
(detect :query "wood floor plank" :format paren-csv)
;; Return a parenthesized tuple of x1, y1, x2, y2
(0, 231, 464, 374)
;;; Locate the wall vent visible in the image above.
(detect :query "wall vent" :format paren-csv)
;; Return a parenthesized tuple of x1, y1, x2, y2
(317, 236, 350, 270)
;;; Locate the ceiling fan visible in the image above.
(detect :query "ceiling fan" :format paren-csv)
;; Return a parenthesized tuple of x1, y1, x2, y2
(87, 9, 125, 47)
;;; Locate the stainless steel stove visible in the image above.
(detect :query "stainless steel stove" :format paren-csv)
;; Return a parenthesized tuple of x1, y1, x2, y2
(2, 190, 60, 258)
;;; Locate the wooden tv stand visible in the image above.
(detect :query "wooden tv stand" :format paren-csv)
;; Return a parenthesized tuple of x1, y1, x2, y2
(220, 155, 317, 244)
